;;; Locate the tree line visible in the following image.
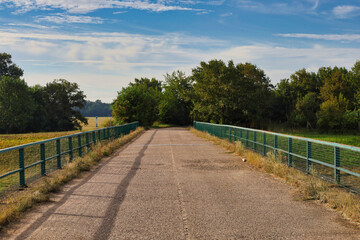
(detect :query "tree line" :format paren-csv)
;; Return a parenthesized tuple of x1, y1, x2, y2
(112, 59, 360, 131)
(80, 100, 112, 117)
(0, 53, 87, 134)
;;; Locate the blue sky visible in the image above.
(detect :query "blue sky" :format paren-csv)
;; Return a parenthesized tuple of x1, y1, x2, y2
(0, 0, 360, 102)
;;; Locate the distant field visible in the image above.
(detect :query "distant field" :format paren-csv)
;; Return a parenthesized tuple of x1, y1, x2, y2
(0, 117, 112, 149)
(275, 130, 360, 148)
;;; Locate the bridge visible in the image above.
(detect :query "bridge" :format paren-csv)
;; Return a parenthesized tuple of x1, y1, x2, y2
(1, 128, 359, 239)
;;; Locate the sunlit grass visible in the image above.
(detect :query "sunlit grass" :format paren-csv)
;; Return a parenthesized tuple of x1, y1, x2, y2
(0, 117, 113, 149)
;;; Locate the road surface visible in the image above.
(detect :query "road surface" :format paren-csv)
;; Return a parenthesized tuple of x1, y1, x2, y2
(1, 128, 359, 239)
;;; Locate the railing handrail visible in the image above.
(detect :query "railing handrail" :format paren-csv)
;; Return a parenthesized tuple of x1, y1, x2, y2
(0, 121, 139, 154)
(194, 121, 360, 152)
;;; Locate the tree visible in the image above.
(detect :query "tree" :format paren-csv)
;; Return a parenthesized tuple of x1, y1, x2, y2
(294, 92, 320, 129)
(80, 100, 112, 117)
(191, 60, 272, 127)
(43, 79, 87, 131)
(112, 78, 162, 126)
(0, 76, 35, 133)
(317, 94, 348, 130)
(159, 71, 193, 125)
(0, 53, 24, 79)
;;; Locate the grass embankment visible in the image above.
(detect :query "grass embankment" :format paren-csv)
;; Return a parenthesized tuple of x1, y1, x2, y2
(190, 128, 360, 225)
(0, 127, 144, 230)
(270, 127, 360, 148)
(0, 117, 112, 149)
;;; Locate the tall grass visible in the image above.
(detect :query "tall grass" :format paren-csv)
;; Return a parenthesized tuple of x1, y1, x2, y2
(190, 128, 360, 225)
(0, 127, 144, 229)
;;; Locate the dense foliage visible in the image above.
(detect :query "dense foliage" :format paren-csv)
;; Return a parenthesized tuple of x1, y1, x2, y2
(113, 59, 360, 131)
(0, 53, 87, 133)
(80, 100, 112, 117)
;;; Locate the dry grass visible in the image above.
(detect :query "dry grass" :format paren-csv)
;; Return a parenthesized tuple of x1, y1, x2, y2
(0, 127, 144, 230)
(190, 128, 360, 225)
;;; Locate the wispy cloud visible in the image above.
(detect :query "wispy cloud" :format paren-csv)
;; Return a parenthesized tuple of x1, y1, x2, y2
(277, 33, 360, 42)
(333, 5, 360, 19)
(0, 0, 201, 14)
(36, 14, 105, 24)
(235, 0, 319, 15)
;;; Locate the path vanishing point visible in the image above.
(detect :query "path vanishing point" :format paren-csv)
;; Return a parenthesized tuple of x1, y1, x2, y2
(1, 128, 359, 239)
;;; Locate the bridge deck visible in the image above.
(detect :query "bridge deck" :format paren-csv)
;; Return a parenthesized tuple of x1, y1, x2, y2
(2, 128, 359, 239)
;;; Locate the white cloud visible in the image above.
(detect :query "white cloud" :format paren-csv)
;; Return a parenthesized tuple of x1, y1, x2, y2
(0, 0, 200, 14)
(277, 33, 360, 42)
(1, 28, 359, 101)
(333, 5, 360, 19)
(235, 0, 319, 15)
(36, 14, 104, 24)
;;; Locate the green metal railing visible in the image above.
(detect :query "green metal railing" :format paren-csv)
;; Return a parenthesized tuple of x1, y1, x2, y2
(194, 121, 360, 193)
(0, 122, 139, 195)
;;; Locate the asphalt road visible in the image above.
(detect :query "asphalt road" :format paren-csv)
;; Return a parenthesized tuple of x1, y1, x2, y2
(1, 128, 359, 239)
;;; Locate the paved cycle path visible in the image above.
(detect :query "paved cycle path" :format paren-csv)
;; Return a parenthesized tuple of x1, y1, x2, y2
(1, 128, 359, 239)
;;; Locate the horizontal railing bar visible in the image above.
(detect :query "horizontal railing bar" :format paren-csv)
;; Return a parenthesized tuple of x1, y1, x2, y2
(24, 161, 42, 170)
(338, 167, 360, 178)
(198, 121, 360, 152)
(0, 169, 21, 179)
(0, 122, 139, 154)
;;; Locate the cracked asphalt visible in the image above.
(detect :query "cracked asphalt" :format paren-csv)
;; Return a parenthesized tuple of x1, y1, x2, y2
(1, 128, 359, 239)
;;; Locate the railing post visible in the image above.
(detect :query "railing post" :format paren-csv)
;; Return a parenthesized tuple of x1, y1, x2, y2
(19, 148, 26, 188)
(246, 130, 249, 148)
(56, 139, 61, 169)
(69, 136, 73, 162)
(86, 133, 90, 150)
(263, 132, 266, 156)
(78, 135, 82, 157)
(334, 147, 341, 184)
(306, 141, 312, 174)
(274, 135, 278, 159)
(98, 130, 101, 141)
(40, 143, 46, 176)
(228, 127, 231, 142)
(253, 131, 257, 151)
(92, 131, 96, 144)
(288, 138, 293, 167)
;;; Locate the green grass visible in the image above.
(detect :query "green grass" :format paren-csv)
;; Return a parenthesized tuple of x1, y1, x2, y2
(0, 117, 112, 149)
(275, 130, 360, 148)
(151, 122, 177, 128)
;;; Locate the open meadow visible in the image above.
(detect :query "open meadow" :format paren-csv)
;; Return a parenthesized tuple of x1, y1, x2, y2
(0, 117, 112, 150)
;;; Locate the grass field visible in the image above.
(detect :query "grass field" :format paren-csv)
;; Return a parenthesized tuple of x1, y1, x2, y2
(275, 130, 360, 148)
(0, 117, 112, 150)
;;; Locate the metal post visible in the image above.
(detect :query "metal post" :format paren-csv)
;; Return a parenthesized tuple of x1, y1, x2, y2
(78, 135, 82, 157)
(334, 147, 341, 184)
(253, 131, 257, 151)
(228, 127, 231, 142)
(246, 130, 249, 148)
(86, 133, 90, 150)
(56, 139, 61, 169)
(19, 148, 26, 188)
(40, 143, 46, 176)
(92, 131, 96, 144)
(288, 138, 293, 167)
(274, 135, 278, 160)
(69, 136, 73, 162)
(306, 141, 312, 174)
(263, 132, 266, 156)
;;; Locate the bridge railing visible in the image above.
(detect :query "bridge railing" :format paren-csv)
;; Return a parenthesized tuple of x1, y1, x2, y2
(0, 121, 139, 195)
(194, 121, 360, 193)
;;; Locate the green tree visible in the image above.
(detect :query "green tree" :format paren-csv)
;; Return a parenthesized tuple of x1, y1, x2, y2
(191, 60, 272, 127)
(159, 71, 193, 125)
(112, 78, 162, 126)
(0, 53, 24, 79)
(43, 79, 87, 131)
(0, 76, 35, 133)
(317, 94, 348, 130)
(294, 92, 320, 128)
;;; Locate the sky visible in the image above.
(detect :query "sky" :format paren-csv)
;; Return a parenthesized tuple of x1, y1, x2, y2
(0, 0, 360, 103)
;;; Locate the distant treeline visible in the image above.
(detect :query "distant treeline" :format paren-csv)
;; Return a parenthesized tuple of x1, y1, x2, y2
(0, 53, 87, 133)
(80, 100, 111, 117)
(112, 59, 360, 131)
